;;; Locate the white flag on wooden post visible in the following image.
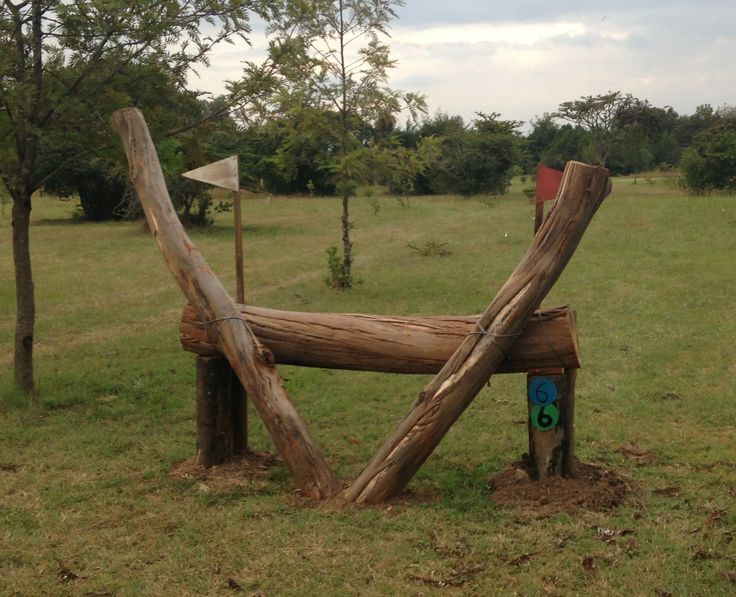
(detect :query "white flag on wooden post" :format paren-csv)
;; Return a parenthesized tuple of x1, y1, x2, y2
(183, 154, 245, 302)
(182, 155, 239, 192)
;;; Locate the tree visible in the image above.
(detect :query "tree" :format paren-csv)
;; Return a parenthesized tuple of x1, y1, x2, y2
(679, 118, 736, 194)
(525, 114, 586, 171)
(416, 112, 522, 196)
(38, 62, 231, 224)
(0, 0, 260, 395)
(555, 91, 631, 165)
(262, 0, 425, 288)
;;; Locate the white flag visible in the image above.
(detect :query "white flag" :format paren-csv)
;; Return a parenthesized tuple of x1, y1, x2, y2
(182, 155, 239, 192)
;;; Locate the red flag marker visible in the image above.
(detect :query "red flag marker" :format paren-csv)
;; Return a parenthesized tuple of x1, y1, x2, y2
(534, 163, 564, 233)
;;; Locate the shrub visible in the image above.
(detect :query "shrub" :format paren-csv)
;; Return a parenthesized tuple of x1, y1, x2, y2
(679, 120, 736, 193)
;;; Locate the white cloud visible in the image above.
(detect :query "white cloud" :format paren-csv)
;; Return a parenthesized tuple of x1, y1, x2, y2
(192, 3, 736, 125)
(391, 21, 595, 46)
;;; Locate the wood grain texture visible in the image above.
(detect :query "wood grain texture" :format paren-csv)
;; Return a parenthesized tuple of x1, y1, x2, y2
(343, 161, 611, 504)
(111, 108, 338, 499)
(181, 304, 581, 374)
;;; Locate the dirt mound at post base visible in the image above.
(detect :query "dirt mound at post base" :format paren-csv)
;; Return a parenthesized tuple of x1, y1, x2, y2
(170, 451, 280, 492)
(488, 459, 634, 518)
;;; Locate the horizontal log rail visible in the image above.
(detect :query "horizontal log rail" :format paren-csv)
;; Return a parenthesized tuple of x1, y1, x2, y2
(181, 304, 580, 375)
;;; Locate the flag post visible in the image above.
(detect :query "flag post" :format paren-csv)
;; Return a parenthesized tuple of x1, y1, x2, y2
(182, 155, 243, 302)
(233, 186, 244, 303)
(183, 155, 248, 456)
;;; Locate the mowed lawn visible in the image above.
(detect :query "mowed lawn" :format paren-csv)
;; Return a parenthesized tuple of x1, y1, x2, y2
(1, 176, 735, 595)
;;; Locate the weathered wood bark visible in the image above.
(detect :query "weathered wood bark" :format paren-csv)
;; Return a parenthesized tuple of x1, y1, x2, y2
(344, 161, 610, 504)
(196, 356, 247, 467)
(112, 108, 338, 499)
(526, 368, 576, 479)
(534, 200, 544, 234)
(181, 304, 580, 374)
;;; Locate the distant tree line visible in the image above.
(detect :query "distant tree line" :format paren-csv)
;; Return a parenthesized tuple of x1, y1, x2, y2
(527, 92, 736, 187)
(49, 89, 735, 225)
(46, 98, 526, 218)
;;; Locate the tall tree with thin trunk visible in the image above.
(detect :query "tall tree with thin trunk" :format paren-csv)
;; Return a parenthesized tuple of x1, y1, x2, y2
(0, 0, 261, 395)
(264, 0, 424, 288)
(554, 91, 631, 165)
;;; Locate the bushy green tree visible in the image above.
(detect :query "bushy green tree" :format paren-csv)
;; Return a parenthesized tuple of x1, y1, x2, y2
(0, 0, 261, 395)
(679, 119, 736, 193)
(525, 114, 586, 171)
(554, 91, 630, 165)
(36, 61, 234, 224)
(416, 112, 521, 196)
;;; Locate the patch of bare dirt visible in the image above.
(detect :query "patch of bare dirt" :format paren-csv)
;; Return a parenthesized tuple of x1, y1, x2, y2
(170, 451, 280, 492)
(615, 441, 658, 466)
(488, 459, 634, 518)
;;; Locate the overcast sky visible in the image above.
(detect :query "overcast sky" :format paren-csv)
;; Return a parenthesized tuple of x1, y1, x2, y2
(191, 0, 736, 127)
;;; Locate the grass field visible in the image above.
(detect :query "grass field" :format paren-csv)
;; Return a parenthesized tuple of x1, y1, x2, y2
(1, 176, 735, 595)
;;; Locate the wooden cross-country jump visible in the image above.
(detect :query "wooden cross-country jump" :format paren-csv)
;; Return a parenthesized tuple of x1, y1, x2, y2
(112, 108, 611, 504)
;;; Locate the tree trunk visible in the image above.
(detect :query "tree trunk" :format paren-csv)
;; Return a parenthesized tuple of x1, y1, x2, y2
(112, 108, 338, 499)
(196, 356, 247, 467)
(341, 194, 352, 286)
(180, 304, 581, 375)
(343, 161, 611, 504)
(12, 192, 35, 395)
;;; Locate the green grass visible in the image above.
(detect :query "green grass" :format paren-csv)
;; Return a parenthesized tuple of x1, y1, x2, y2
(1, 177, 735, 595)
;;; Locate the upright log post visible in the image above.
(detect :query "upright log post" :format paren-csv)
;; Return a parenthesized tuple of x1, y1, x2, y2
(112, 108, 338, 499)
(343, 161, 610, 504)
(526, 368, 576, 479)
(196, 356, 248, 467)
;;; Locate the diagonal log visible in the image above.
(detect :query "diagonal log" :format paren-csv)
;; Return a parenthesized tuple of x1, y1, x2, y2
(111, 108, 339, 499)
(343, 161, 611, 504)
(181, 304, 581, 374)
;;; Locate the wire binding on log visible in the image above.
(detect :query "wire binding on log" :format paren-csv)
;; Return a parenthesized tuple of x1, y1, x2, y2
(471, 322, 522, 360)
(199, 315, 248, 342)
(471, 321, 522, 338)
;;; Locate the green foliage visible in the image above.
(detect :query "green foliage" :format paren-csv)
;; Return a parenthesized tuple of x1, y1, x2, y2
(417, 112, 521, 196)
(0, 0, 258, 197)
(325, 244, 352, 288)
(525, 114, 587, 171)
(679, 119, 736, 193)
(406, 239, 451, 257)
(534, 95, 735, 176)
(554, 91, 629, 165)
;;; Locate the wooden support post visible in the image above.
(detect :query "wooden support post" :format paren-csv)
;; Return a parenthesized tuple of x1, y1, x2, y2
(196, 356, 248, 467)
(526, 368, 576, 479)
(231, 369, 248, 456)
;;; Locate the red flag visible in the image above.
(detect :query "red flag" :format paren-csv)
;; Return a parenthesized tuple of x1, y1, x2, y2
(535, 163, 564, 204)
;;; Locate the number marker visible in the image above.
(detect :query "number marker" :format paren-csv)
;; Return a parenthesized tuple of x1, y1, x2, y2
(528, 377, 558, 406)
(531, 404, 559, 431)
